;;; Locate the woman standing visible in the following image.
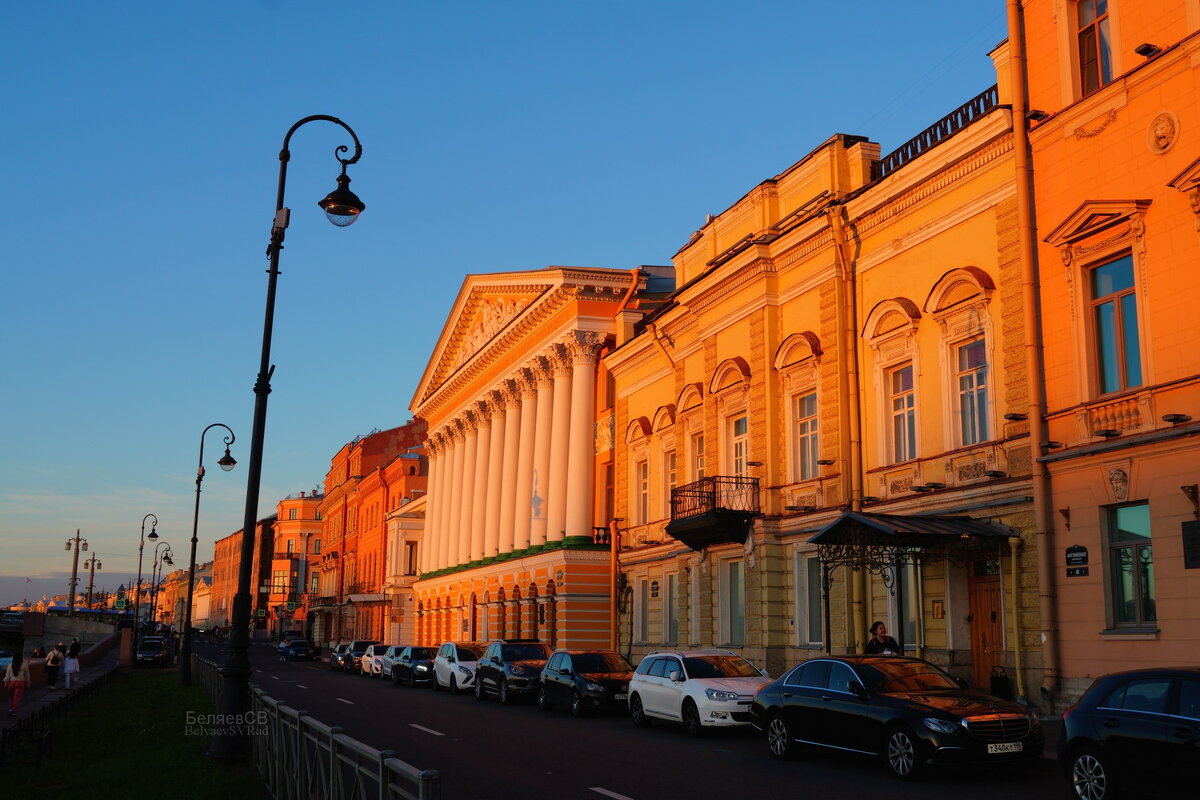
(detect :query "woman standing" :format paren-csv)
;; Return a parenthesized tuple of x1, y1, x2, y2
(864, 621, 902, 655)
(4, 651, 31, 716)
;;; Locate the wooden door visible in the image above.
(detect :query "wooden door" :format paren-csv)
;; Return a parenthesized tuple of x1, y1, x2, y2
(967, 564, 1004, 689)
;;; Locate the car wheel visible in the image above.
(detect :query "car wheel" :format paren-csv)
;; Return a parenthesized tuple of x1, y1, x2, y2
(570, 690, 587, 718)
(392, 668, 400, 686)
(885, 725, 924, 781)
(682, 699, 705, 738)
(499, 679, 513, 705)
(474, 677, 484, 700)
(766, 713, 796, 760)
(1070, 745, 1115, 800)
(450, 675, 460, 695)
(538, 685, 553, 712)
(630, 694, 651, 727)
(433, 674, 443, 692)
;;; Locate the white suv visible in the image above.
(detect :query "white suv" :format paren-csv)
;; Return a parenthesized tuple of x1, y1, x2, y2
(433, 641, 486, 694)
(628, 649, 770, 736)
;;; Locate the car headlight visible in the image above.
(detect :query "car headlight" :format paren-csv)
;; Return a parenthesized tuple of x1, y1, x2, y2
(415, 665, 428, 672)
(705, 689, 740, 702)
(510, 665, 527, 675)
(922, 717, 962, 735)
(457, 665, 472, 676)
(584, 681, 605, 692)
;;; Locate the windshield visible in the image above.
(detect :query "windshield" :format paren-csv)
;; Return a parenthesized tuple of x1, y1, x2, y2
(289, 640, 311, 647)
(411, 648, 436, 659)
(456, 645, 484, 660)
(873, 660, 960, 692)
(574, 653, 633, 673)
(682, 655, 761, 678)
(502, 644, 550, 661)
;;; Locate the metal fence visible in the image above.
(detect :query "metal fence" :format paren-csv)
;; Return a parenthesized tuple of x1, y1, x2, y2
(193, 655, 440, 799)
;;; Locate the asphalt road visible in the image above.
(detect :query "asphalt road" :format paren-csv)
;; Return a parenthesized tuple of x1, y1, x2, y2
(195, 639, 1067, 800)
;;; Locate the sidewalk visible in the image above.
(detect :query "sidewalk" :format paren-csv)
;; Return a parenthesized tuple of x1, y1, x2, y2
(1, 645, 120, 730)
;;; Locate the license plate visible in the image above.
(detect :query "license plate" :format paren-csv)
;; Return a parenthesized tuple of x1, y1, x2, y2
(615, 693, 628, 701)
(988, 742, 1022, 754)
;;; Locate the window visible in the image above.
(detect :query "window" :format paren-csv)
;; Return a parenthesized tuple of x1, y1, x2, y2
(288, 508, 298, 520)
(635, 578, 649, 642)
(722, 559, 745, 646)
(791, 392, 819, 481)
(665, 572, 679, 644)
(404, 542, 418, 575)
(663, 450, 677, 515)
(730, 415, 749, 476)
(691, 433, 706, 480)
(1108, 503, 1155, 627)
(271, 570, 288, 592)
(309, 574, 319, 593)
(315, 511, 322, 520)
(795, 553, 823, 645)
(635, 459, 650, 525)
(889, 364, 917, 461)
(286, 539, 295, 554)
(1091, 255, 1142, 394)
(956, 339, 989, 445)
(1077, 0, 1112, 96)
(312, 539, 321, 554)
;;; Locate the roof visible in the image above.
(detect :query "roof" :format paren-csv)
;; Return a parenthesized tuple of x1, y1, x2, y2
(811, 511, 1018, 546)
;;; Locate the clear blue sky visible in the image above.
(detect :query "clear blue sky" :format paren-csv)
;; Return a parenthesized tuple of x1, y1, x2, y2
(0, 1, 1007, 606)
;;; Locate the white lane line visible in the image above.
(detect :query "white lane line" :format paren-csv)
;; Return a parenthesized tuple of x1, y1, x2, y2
(409, 724, 444, 737)
(590, 789, 635, 800)
(271, 675, 279, 680)
(297, 684, 308, 689)
(337, 698, 354, 705)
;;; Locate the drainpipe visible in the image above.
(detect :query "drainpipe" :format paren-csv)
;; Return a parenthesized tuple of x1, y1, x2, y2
(1011, 535, 1027, 701)
(1006, 0, 1058, 706)
(828, 204, 867, 653)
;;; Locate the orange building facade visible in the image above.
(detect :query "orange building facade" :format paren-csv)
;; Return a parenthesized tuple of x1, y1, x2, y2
(269, 490, 324, 639)
(1019, 0, 1200, 704)
(209, 516, 275, 634)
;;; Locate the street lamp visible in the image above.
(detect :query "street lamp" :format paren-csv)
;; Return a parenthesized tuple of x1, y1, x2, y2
(134, 514, 159, 645)
(210, 115, 363, 762)
(150, 541, 174, 630)
(179, 422, 237, 685)
(83, 554, 102, 609)
(64, 530, 88, 617)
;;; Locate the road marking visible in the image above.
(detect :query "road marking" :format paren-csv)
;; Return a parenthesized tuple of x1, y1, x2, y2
(590, 789, 634, 800)
(337, 698, 354, 705)
(409, 724, 444, 737)
(297, 684, 308, 689)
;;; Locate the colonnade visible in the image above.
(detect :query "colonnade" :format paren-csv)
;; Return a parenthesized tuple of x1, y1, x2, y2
(420, 331, 603, 574)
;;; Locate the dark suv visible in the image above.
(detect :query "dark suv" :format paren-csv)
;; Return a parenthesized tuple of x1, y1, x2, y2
(474, 639, 552, 704)
(342, 639, 379, 673)
(539, 649, 634, 716)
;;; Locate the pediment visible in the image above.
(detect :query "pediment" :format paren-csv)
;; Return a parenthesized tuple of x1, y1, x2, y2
(1168, 156, 1200, 192)
(1044, 200, 1152, 248)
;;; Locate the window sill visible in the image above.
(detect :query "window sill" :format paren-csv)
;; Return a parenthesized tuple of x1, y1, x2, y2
(1099, 627, 1160, 641)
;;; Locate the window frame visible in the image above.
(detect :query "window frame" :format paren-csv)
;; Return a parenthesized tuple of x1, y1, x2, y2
(1089, 253, 1143, 396)
(1105, 501, 1156, 629)
(720, 558, 746, 647)
(791, 391, 820, 482)
(954, 337, 990, 447)
(794, 550, 824, 647)
(1075, 0, 1113, 97)
(664, 571, 680, 645)
(888, 362, 917, 463)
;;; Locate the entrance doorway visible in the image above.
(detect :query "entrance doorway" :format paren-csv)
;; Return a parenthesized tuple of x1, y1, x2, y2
(967, 559, 1004, 689)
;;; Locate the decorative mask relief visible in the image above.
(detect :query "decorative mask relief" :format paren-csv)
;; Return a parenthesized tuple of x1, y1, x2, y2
(1107, 468, 1129, 502)
(1147, 112, 1179, 155)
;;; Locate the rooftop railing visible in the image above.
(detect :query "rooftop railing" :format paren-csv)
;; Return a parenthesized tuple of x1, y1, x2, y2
(874, 85, 1000, 179)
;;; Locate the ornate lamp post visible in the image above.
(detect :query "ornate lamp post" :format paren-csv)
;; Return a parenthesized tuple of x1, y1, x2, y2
(150, 542, 174, 630)
(64, 530, 88, 617)
(83, 554, 102, 609)
(179, 422, 236, 685)
(209, 115, 363, 762)
(134, 514, 159, 645)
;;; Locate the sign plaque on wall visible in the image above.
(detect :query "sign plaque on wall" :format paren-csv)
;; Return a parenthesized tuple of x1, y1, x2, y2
(1065, 545, 1089, 566)
(1066, 567, 1089, 578)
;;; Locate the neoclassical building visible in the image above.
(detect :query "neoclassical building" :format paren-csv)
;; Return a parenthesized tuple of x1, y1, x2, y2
(410, 267, 672, 649)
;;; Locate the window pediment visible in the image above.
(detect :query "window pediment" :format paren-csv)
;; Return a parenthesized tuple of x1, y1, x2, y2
(710, 357, 751, 395)
(652, 405, 677, 432)
(1044, 200, 1152, 265)
(677, 382, 704, 412)
(625, 417, 652, 443)
(863, 298, 921, 342)
(774, 331, 823, 369)
(925, 267, 994, 315)
(1168, 158, 1200, 231)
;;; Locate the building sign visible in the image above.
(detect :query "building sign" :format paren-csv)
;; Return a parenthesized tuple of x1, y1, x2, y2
(1065, 545, 1088, 567)
(1066, 567, 1089, 578)
(255, 609, 266, 618)
(286, 601, 297, 611)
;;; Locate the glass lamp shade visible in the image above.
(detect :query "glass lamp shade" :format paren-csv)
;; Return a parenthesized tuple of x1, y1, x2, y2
(218, 448, 237, 471)
(65, 541, 72, 551)
(318, 172, 365, 227)
(82, 541, 88, 551)
(148, 528, 158, 540)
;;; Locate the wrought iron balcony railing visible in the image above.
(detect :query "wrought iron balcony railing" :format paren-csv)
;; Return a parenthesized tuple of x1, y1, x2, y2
(670, 476, 761, 521)
(874, 85, 999, 179)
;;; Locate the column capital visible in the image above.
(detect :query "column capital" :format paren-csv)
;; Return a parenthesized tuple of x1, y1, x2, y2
(531, 355, 555, 387)
(564, 330, 604, 365)
(497, 378, 521, 405)
(515, 367, 538, 396)
(547, 343, 572, 377)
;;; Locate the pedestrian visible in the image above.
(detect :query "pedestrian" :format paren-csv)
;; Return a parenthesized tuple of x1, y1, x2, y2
(4, 651, 31, 716)
(67, 637, 81, 659)
(63, 648, 81, 691)
(864, 621, 902, 655)
(44, 642, 65, 688)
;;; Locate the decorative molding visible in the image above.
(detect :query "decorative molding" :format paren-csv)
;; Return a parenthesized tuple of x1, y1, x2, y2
(1147, 111, 1179, 155)
(1073, 109, 1118, 139)
(1168, 157, 1200, 232)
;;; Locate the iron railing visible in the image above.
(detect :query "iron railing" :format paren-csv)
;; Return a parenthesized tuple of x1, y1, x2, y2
(874, 85, 1000, 179)
(670, 476, 761, 520)
(193, 654, 441, 799)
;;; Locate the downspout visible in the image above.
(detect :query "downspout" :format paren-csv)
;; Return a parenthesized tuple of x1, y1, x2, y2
(828, 204, 867, 653)
(1006, 0, 1059, 706)
(1011, 536, 1027, 701)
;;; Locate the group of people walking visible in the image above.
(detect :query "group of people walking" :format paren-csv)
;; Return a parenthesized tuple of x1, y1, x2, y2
(3, 638, 82, 717)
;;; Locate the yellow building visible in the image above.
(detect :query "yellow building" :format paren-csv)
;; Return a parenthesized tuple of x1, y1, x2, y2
(604, 49, 1048, 695)
(1018, 0, 1200, 705)
(410, 267, 672, 649)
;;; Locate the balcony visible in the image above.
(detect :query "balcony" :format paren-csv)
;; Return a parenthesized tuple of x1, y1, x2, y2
(666, 476, 762, 551)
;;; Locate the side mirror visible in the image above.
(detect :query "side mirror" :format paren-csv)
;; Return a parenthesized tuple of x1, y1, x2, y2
(956, 677, 969, 689)
(669, 670, 683, 683)
(559, 668, 571, 676)
(848, 681, 868, 698)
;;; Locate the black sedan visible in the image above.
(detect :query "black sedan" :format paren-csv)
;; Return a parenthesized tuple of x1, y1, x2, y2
(391, 646, 437, 686)
(278, 638, 315, 661)
(538, 649, 634, 717)
(749, 655, 1043, 780)
(1058, 666, 1198, 800)
(134, 636, 171, 667)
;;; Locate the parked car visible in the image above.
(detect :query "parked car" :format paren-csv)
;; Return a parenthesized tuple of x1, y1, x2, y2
(749, 655, 1043, 780)
(377, 645, 406, 678)
(134, 636, 171, 667)
(433, 641, 486, 694)
(475, 639, 553, 704)
(1058, 666, 1198, 799)
(361, 643, 395, 677)
(329, 642, 351, 671)
(343, 640, 379, 674)
(0, 650, 14, 672)
(539, 649, 634, 716)
(629, 649, 770, 736)
(391, 645, 437, 687)
(277, 638, 315, 662)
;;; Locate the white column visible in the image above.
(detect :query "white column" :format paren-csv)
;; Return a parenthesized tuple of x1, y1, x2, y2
(498, 379, 522, 555)
(429, 431, 450, 572)
(546, 345, 572, 544)
(512, 368, 538, 552)
(483, 391, 506, 560)
(442, 422, 466, 570)
(529, 357, 554, 549)
(565, 332, 601, 540)
(469, 400, 492, 563)
(457, 416, 479, 567)
(419, 437, 440, 574)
